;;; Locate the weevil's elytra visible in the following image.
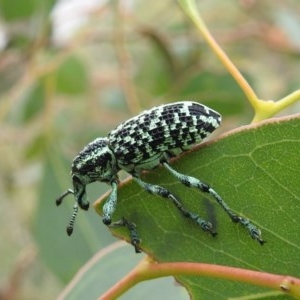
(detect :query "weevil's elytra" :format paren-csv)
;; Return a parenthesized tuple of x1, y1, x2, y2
(56, 101, 265, 252)
(109, 102, 221, 172)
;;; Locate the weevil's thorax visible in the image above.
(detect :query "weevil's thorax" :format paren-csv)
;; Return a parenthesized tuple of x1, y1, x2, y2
(71, 137, 119, 185)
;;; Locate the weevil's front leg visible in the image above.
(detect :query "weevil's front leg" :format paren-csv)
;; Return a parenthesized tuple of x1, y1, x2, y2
(133, 176, 216, 236)
(109, 218, 141, 253)
(102, 180, 118, 225)
(102, 181, 141, 252)
(163, 162, 266, 245)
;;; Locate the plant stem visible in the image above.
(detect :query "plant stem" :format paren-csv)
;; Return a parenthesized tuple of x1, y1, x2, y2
(100, 257, 300, 299)
(177, 0, 259, 108)
(177, 0, 300, 123)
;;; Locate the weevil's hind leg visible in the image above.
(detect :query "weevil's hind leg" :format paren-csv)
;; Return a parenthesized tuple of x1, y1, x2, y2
(109, 218, 141, 253)
(163, 162, 266, 245)
(133, 176, 217, 237)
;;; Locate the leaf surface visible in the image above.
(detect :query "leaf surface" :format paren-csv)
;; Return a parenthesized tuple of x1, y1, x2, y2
(95, 114, 300, 299)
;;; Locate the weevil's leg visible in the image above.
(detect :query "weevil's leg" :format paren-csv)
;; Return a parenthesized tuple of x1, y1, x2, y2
(109, 218, 141, 253)
(102, 180, 118, 225)
(163, 162, 265, 245)
(133, 177, 216, 236)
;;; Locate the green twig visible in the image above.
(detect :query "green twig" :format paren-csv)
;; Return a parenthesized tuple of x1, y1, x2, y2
(177, 0, 300, 122)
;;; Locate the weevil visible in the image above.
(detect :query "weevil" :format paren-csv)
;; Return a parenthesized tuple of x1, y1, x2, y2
(56, 101, 265, 252)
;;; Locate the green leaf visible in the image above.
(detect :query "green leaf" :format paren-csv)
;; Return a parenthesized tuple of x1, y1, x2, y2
(178, 71, 247, 116)
(7, 79, 46, 124)
(0, 0, 36, 21)
(0, 0, 57, 21)
(55, 56, 88, 95)
(18, 81, 45, 123)
(134, 35, 174, 96)
(95, 114, 300, 299)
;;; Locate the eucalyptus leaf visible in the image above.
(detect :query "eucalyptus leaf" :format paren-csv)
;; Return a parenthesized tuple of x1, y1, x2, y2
(95, 114, 300, 299)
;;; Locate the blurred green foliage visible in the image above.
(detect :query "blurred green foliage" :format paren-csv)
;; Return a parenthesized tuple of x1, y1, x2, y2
(0, 0, 300, 299)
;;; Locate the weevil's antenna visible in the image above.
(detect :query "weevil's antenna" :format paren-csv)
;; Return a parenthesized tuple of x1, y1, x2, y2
(66, 202, 78, 236)
(56, 189, 78, 235)
(56, 189, 74, 206)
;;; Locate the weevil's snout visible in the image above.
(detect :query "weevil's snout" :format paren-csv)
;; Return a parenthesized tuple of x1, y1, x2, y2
(72, 175, 89, 210)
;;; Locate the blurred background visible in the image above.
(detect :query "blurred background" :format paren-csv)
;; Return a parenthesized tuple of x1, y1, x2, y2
(0, 0, 299, 299)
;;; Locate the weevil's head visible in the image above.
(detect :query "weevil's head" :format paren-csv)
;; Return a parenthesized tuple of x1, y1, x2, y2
(71, 137, 118, 209)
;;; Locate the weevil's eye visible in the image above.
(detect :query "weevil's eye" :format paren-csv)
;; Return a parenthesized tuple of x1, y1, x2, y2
(72, 175, 82, 184)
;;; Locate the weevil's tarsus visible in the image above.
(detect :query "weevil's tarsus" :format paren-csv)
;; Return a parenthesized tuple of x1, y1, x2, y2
(238, 217, 266, 245)
(109, 218, 141, 253)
